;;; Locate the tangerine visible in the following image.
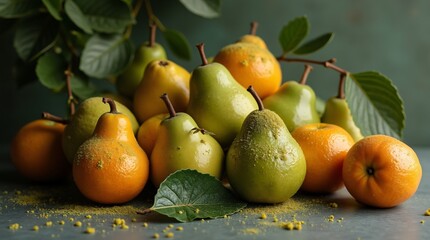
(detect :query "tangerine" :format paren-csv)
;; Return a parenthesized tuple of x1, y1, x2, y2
(292, 123, 355, 193)
(342, 135, 422, 208)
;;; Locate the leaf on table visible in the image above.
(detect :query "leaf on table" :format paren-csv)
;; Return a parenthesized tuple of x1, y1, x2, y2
(346, 71, 405, 139)
(142, 169, 246, 223)
(79, 34, 134, 79)
(42, 0, 63, 21)
(293, 32, 334, 55)
(64, 0, 133, 34)
(0, 0, 42, 18)
(13, 14, 59, 61)
(179, 0, 221, 19)
(35, 52, 66, 92)
(279, 16, 309, 55)
(162, 29, 192, 60)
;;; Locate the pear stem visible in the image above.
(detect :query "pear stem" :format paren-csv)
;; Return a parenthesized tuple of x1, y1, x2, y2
(299, 64, 313, 85)
(250, 21, 258, 35)
(148, 23, 156, 48)
(337, 73, 346, 99)
(247, 86, 264, 111)
(41, 112, 69, 124)
(196, 43, 208, 66)
(160, 93, 176, 118)
(102, 98, 119, 114)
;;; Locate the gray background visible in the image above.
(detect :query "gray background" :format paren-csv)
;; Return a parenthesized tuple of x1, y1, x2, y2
(1, 0, 429, 148)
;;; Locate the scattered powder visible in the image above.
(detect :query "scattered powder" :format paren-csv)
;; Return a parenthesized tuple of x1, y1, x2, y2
(242, 196, 321, 216)
(242, 228, 260, 235)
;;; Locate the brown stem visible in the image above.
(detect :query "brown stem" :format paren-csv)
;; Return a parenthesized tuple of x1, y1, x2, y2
(277, 56, 348, 75)
(160, 93, 176, 118)
(132, 0, 144, 18)
(247, 86, 264, 111)
(64, 66, 76, 117)
(148, 23, 156, 47)
(102, 98, 119, 114)
(337, 73, 347, 99)
(41, 112, 69, 124)
(196, 43, 208, 66)
(250, 21, 258, 35)
(299, 64, 313, 85)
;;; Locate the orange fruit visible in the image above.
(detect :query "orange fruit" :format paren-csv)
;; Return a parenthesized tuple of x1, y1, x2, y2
(137, 113, 168, 156)
(10, 119, 70, 182)
(237, 34, 268, 49)
(213, 42, 282, 99)
(342, 135, 422, 208)
(292, 123, 355, 193)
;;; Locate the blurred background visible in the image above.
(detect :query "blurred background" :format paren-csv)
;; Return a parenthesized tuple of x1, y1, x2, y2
(1, 0, 429, 149)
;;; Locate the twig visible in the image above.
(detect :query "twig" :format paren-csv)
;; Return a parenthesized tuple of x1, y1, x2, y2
(277, 56, 348, 75)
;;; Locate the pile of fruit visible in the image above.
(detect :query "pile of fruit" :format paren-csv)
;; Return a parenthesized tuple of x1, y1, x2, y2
(10, 18, 422, 217)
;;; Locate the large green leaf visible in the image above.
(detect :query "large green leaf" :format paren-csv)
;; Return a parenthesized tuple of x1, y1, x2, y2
(64, 0, 133, 34)
(179, 0, 221, 18)
(162, 28, 191, 60)
(146, 170, 246, 223)
(345, 71, 405, 139)
(79, 34, 134, 79)
(0, 0, 41, 18)
(279, 16, 309, 55)
(42, 0, 63, 20)
(35, 52, 66, 92)
(13, 14, 59, 61)
(293, 32, 334, 55)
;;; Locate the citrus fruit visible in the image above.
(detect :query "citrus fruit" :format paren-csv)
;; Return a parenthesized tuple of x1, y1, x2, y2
(291, 123, 355, 193)
(136, 113, 168, 156)
(10, 119, 70, 182)
(342, 135, 422, 208)
(213, 42, 282, 99)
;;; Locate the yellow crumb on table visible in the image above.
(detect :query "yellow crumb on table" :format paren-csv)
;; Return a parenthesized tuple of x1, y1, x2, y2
(152, 233, 160, 238)
(165, 232, 174, 238)
(32, 225, 39, 231)
(176, 226, 184, 231)
(260, 213, 267, 219)
(329, 202, 339, 208)
(74, 221, 82, 227)
(45, 221, 53, 227)
(424, 208, 430, 216)
(84, 227, 96, 234)
(8, 223, 20, 230)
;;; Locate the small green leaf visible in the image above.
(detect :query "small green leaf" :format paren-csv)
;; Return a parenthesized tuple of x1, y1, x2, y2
(13, 14, 59, 61)
(345, 71, 405, 139)
(279, 16, 309, 55)
(70, 74, 100, 100)
(179, 0, 221, 18)
(162, 29, 191, 60)
(42, 0, 63, 20)
(35, 52, 66, 92)
(64, 0, 133, 34)
(147, 169, 246, 223)
(79, 34, 134, 79)
(0, 0, 42, 18)
(293, 32, 334, 55)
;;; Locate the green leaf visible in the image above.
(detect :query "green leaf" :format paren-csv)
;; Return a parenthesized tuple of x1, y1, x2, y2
(35, 52, 66, 92)
(42, 0, 63, 20)
(147, 169, 246, 223)
(162, 29, 191, 60)
(70, 74, 100, 100)
(13, 14, 59, 61)
(79, 34, 134, 79)
(0, 0, 41, 18)
(293, 32, 334, 55)
(64, 0, 133, 34)
(279, 16, 309, 55)
(345, 71, 405, 139)
(179, 0, 221, 18)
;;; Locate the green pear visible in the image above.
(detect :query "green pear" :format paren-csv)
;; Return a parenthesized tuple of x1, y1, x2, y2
(315, 96, 326, 117)
(150, 94, 224, 187)
(186, 43, 258, 147)
(62, 97, 139, 163)
(226, 87, 306, 203)
(321, 97, 363, 142)
(116, 24, 167, 98)
(263, 65, 320, 132)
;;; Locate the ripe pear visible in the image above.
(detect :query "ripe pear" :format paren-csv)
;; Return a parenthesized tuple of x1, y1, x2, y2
(133, 60, 190, 123)
(62, 97, 139, 163)
(226, 87, 306, 203)
(263, 65, 320, 132)
(187, 43, 258, 147)
(150, 94, 224, 187)
(116, 24, 167, 98)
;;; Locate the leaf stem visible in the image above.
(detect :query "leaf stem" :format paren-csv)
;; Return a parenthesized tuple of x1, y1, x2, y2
(277, 56, 348, 75)
(64, 65, 76, 117)
(299, 64, 313, 85)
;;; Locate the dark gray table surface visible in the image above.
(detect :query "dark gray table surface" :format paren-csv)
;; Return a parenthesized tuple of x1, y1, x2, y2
(0, 146, 429, 240)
